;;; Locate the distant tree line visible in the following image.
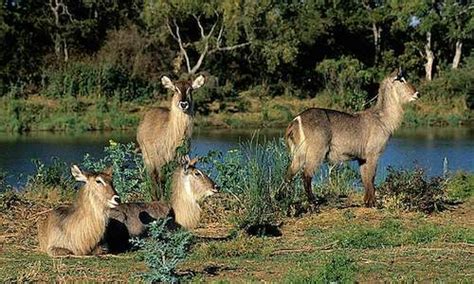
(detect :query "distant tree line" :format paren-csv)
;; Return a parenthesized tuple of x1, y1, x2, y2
(0, 0, 472, 108)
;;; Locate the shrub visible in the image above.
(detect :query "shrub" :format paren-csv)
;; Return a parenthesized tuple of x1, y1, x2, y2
(444, 171, 474, 202)
(42, 62, 155, 101)
(131, 218, 193, 283)
(25, 158, 75, 193)
(378, 167, 446, 213)
(315, 56, 374, 111)
(82, 141, 149, 201)
(0, 170, 11, 192)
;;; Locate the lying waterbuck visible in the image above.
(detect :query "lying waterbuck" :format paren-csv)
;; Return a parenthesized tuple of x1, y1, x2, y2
(286, 69, 419, 207)
(38, 165, 120, 256)
(137, 75, 206, 201)
(102, 156, 219, 253)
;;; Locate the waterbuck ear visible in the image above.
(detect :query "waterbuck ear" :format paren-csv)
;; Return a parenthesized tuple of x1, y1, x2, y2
(181, 155, 191, 173)
(397, 67, 404, 77)
(161, 76, 175, 90)
(71, 165, 88, 182)
(103, 166, 113, 177)
(191, 75, 205, 89)
(188, 157, 199, 166)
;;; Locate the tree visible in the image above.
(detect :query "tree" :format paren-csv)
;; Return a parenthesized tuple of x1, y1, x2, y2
(390, 0, 442, 81)
(143, 0, 253, 75)
(440, 0, 474, 69)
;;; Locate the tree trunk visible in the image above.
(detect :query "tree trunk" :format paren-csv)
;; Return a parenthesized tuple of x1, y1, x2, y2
(372, 23, 382, 65)
(452, 40, 462, 69)
(424, 31, 434, 81)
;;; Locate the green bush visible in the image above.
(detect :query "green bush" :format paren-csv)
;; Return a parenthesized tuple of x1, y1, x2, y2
(421, 55, 474, 102)
(0, 170, 11, 192)
(315, 56, 374, 111)
(131, 218, 193, 283)
(445, 172, 474, 202)
(25, 158, 75, 192)
(82, 141, 149, 201)
(42, 62, 155, 101)
(378, 167, 446, 213)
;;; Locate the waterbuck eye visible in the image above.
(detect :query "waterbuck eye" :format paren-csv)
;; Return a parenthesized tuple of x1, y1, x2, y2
(194, 171, 202, 177)
(95, 177, 106, 186)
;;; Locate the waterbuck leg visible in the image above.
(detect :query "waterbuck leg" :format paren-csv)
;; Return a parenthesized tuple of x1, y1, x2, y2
(303, 173, 317, 204)
(359, 158, 377, 207)
(149, 168, 161, 201)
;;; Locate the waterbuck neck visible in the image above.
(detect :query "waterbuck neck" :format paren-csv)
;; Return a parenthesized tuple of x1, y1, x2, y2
(68, 187, 110, 254)
(370, 79, 405, 135)
(170, 171, 201, 229)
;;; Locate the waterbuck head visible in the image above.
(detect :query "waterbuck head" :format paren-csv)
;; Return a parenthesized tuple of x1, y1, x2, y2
(386, 68, 419, 104)
(71, 165, 120, 209)
(179, 155, 219, 201)
(161, 75, 206, 114)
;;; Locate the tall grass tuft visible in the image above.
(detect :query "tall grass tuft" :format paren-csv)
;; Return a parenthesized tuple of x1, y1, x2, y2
(211, 135, 304, 235)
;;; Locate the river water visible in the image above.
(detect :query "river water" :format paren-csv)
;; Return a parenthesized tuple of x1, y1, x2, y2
(0, 127, 473, 187)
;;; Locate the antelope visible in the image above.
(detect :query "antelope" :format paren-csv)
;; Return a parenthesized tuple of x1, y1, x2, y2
(137, 75, 206, 201)
(37, 165, 120, 256)
(102, 156, 219, 253)
(286, 69, 419, 207)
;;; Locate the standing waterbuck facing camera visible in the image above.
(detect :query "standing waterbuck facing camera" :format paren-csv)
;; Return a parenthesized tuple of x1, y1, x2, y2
(137, 75, 206, 201)
(38, 165, 120, 256)
(286, 69, 419, 207)
(102, 156, 219, 253)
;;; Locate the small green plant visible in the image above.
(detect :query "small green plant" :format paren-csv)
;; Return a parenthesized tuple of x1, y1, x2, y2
(317, 253, 357, 283)
(444, 171, 474, 202)
(25, 158, 75, 192)
(131, 218, 193, 283)
(378, 167, 446, 213)
(0, 170, 11, 192)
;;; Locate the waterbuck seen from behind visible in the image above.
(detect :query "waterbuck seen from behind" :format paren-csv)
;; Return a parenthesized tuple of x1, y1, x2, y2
(137, 75, 206, 201)
(286, 69, 419, 207)
(38, 165, 120, 256)
(102, 156, 219, 253)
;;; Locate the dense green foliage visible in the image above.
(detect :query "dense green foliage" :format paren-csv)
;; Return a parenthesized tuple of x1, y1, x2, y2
(0, 0, 472, 132)
(82, 141, 150, 201)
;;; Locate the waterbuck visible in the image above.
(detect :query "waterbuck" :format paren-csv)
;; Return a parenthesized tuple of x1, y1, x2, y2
(102, 156, 219, 253)
(38, 165, 120, 256)
(137, 75, 206, 201)
(286, 70, 419, 207)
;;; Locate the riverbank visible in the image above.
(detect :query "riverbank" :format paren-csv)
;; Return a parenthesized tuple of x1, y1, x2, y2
(1, 138, 472, 282)
(0, 94, 471, 133)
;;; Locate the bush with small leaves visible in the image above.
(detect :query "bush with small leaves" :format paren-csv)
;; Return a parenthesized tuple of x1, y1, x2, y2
(131, 218, 193, 283)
